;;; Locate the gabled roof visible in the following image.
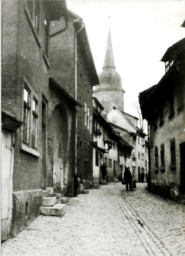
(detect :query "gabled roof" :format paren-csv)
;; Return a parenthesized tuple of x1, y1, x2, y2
(49, 78, 81, 107)
(93, 97, 104, 111)
(112, 107, 138, 131)
(139, 38, 185, 119)
(161, 37, 185, 62)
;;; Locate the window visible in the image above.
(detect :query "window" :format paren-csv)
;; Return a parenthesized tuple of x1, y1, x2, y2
(23, 87, 31, 144)
(154, 147, 159, 169)
(26, 0, 40, 33)
(170, 139, 176, 169)
(31, 98, 38, 148)
(23, 80, 38, 149)
(87, 108, 90, 130)
(160, 144, 165, 168)
(95, 150, 99, 166)
(84, 103, 87, 126)
(89, 114, 92, 133)
(44, 16, 49, 57)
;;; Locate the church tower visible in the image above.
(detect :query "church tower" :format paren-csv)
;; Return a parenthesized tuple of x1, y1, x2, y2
(94, 25, 125, 114)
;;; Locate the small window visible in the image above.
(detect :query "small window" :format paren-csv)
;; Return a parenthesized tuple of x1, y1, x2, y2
(84, 103, 87, 126)
(44, 17, 49, 56)
(23, 87, 31, 144)
(95, 150, 99, 166)
(87, 108, 90, 130)
(26, 0, 40, 33)
(31, 98, 38, 148)
(170, 139, 176, 169)
(23, 80, 39, 150)
(154, 147, 159, 169)
(160, 144, 165, 168)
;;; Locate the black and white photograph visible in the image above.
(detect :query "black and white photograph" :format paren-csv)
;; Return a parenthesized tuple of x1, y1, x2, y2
(1, 0, 185, 255)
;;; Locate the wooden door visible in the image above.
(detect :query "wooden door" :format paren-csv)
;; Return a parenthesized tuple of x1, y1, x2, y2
(1, 130, 14, 241)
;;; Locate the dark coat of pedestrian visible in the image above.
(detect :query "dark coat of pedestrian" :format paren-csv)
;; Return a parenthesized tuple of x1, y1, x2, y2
(124, 167, 132, 191)
(101, 163, 107, 180)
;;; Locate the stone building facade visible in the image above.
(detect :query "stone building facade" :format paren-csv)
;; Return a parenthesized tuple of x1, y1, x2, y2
(92, 98, 132, 183)
(108, 108, 148, 182)
(139, 38, 185, 203)
(50, 10, 99, 182)
(1, 1, 98, 240)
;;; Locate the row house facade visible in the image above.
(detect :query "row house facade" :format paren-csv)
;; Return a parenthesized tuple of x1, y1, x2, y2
(108, 107, 148, 182)
(139, 37, 185, 203)
(92, 97, 133, 183)
(2, 1, 98, 240)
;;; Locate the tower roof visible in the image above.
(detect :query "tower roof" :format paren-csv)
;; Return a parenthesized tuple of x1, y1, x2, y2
(103, 28, 115, 69)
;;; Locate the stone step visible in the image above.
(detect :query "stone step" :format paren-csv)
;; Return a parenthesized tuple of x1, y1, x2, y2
(79, 189, 89, 194)
(57, 197, 69, 204)
(42, 197, 57, 207)
(40, 204, 66, 217)
(47, 193, 62, 198)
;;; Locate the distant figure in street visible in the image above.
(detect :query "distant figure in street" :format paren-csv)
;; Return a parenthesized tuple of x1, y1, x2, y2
(101, 163, 107, 181)
(124, 167, 132, 191)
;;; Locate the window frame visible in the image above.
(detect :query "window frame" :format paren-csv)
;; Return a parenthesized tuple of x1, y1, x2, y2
(26, 0, 40, 34)
(22, 78, 39, 152)
(170, 139, 176, 170)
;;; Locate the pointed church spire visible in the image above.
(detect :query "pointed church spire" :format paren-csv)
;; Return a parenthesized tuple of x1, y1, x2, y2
(103, 17, 115, 69)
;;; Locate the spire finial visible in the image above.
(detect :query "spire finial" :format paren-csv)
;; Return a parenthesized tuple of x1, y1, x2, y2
(103, 17, 115, 69)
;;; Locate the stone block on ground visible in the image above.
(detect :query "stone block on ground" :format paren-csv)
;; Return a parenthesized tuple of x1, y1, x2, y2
(42, 197, 57, 207)
(40, 204, 66, 217)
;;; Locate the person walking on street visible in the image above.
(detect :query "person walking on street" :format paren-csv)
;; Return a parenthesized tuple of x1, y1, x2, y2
(124, 167, 132, 191)
(101, 163, 107, 182)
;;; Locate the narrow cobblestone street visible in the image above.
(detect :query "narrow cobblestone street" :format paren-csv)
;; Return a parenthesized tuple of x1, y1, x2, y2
(1, 183, 185, 256)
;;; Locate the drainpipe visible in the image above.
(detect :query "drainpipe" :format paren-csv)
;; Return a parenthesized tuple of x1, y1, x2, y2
(74, 19, 84, 179)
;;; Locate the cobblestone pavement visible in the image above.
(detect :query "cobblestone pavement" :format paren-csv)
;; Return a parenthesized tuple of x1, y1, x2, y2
(1, 183, 185, 256)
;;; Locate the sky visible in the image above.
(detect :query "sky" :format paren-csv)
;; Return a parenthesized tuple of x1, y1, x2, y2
(67, 0, 185, 117)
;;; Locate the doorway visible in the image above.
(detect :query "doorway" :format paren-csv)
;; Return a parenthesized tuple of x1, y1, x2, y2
(1, 130, 14, 241)
(180, 142, 185, 193)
